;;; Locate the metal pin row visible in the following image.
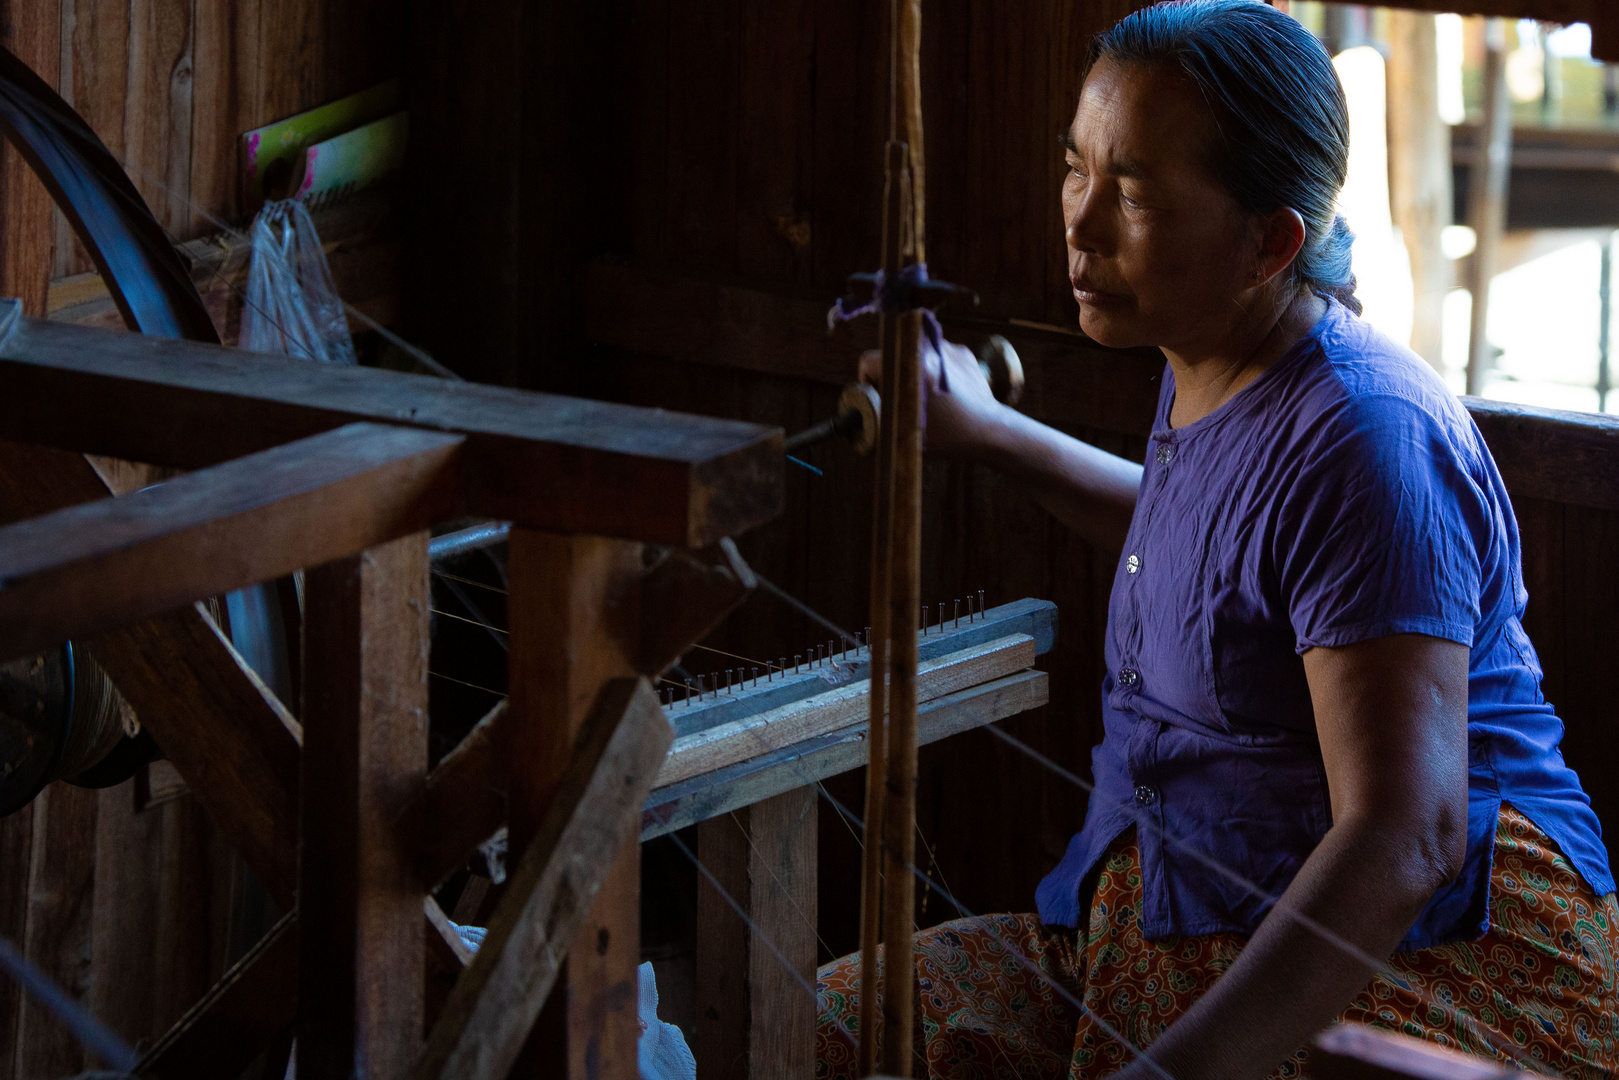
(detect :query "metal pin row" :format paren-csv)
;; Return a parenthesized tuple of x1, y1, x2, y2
(921, 589, 986, 636)
(659, 588, 989, 708)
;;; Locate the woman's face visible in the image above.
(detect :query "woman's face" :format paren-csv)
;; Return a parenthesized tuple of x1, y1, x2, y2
(1063, 58, 1264, 350)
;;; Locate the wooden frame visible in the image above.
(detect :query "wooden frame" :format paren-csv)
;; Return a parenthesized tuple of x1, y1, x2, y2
(0, 301, 782, 1079)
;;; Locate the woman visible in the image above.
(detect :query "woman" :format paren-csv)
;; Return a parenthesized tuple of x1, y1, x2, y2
(816, 3, 1618, 1079)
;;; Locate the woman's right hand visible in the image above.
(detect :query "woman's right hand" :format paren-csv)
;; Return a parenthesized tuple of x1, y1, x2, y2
(857, 336, 1010, 460)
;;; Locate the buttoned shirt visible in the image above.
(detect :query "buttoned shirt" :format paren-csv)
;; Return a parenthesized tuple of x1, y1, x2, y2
(1035, 300, 1613, 949)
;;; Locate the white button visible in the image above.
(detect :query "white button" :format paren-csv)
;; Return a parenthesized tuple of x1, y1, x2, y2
(1118, 667, 1140, 688)
(1156, 444, 1174, 466)
(1126, 554, 1141, 575)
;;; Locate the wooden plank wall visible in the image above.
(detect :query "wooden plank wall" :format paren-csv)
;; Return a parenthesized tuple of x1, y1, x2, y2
(408, 0, 1148, 960)
(0, 1, 402, 1071)
(51, 0, 403, 278)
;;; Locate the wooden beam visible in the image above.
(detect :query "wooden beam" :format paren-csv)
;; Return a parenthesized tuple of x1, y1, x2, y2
(1467, 397, 1619, 513)
(414, 701, 509, 890)
(136, 912, 299, 1080)
(0, 422, 463, 662)
(694, 786, 818, 1080)
(0, 306, 782, 547)
(640, 538, 757, 677)
(0, 439, 304, 905)
(413, 677, 673, 1080)
(643, 670, 1049, 841)
(657, 633, 1036, 788)
(506, 531, 643, 1079)
(299, 533, 430, 1080)
(87, 603, 303, 907)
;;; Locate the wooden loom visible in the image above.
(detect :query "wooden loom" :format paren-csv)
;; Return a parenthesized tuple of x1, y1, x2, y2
(0, 295, 1059, 1079)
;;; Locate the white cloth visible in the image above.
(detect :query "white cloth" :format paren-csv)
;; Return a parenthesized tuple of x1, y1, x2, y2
(448, 924, 695, 1080)
(637, 960, 696, 1080)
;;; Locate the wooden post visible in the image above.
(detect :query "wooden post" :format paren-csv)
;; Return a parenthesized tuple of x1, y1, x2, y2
(507, 530, 642, 1080)
(695, 786, 819, 1080)
(298, 533, 430, 1080)
(863, 0, 927, 1074)
(1387, 10, 1453, 370)
(1465, 19, 1511, 398)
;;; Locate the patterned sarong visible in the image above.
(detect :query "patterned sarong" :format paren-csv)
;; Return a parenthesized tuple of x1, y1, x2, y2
(817, 804, 1619, 1079)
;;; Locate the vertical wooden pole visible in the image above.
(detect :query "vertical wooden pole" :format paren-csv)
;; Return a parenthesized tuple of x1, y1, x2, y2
(1387, 10, 1453, 370)
(1599, 233, 1612, 415)
(857, 134, 904, 1080)
(1465, 18, 1511, 398)
(507, 530, 642, 1080)
(299, 533, 430, 1080)
(880, 0, 925, 1074)
(695, 787, 819, 1080)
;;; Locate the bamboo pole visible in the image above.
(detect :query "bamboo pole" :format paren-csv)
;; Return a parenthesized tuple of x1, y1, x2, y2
(881, 0, 926, 1075)
(859, 0, 927, 1074)
(856, 135, 904, 1077)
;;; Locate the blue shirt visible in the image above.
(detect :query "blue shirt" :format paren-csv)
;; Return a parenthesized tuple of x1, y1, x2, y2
(1035, 300, 1613, 950)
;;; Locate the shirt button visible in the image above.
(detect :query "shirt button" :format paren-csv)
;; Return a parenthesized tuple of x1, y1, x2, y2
(1134, 785, 1157, 807)
(1118, 667, 1140, 688)
(1126, 554, 1141, 575)
(1155, 444, 1174, 466)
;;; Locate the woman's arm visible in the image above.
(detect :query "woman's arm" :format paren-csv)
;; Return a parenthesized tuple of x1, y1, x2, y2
(1114, 633, 1471, 1080)
(862, 341, 1143, 549)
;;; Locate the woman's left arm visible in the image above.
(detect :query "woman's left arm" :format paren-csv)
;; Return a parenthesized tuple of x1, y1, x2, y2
(1115, 633, 1471, 1080)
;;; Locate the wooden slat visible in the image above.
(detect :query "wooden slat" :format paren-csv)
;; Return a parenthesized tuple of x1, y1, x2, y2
(299, 533, 430, 1079)
(694, 786, 817, 1080)
(0, 421, 463, 662)
(413, 677, 673, 1080)
(414, 701, 508, 890)
(137, 912, 298, 1080)
(0, 308, 783, 546)
(1466, 397, 1619, 512)
(641, 671, 1050, 841)
(1310, 1022, 1537, 1080)
(125, 0, 194, 237)
(13, 782, 97, 1077)
(188, 0, 260, 235)
(657, 633, 1036, 788)
(0, 802, 31, 1080)
(0, 0, 61, 322)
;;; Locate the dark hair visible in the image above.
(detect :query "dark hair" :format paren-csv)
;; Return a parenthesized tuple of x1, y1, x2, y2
(1087, 0, 1361, 314)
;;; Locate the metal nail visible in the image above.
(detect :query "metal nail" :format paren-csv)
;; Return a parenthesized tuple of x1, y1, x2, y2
(954, 599, 960, 628)
(979, 589, 986, 618)
(752, 666, 759, 687)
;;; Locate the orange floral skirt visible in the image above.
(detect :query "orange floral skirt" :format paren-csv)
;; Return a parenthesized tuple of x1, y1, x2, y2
(816, 805, 1619, 1079)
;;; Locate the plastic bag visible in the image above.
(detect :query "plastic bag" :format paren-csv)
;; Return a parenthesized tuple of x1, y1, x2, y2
(239, 198, 357, 364)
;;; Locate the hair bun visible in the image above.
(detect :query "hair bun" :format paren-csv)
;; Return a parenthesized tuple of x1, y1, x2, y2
(1305, 213, 1361, 315)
